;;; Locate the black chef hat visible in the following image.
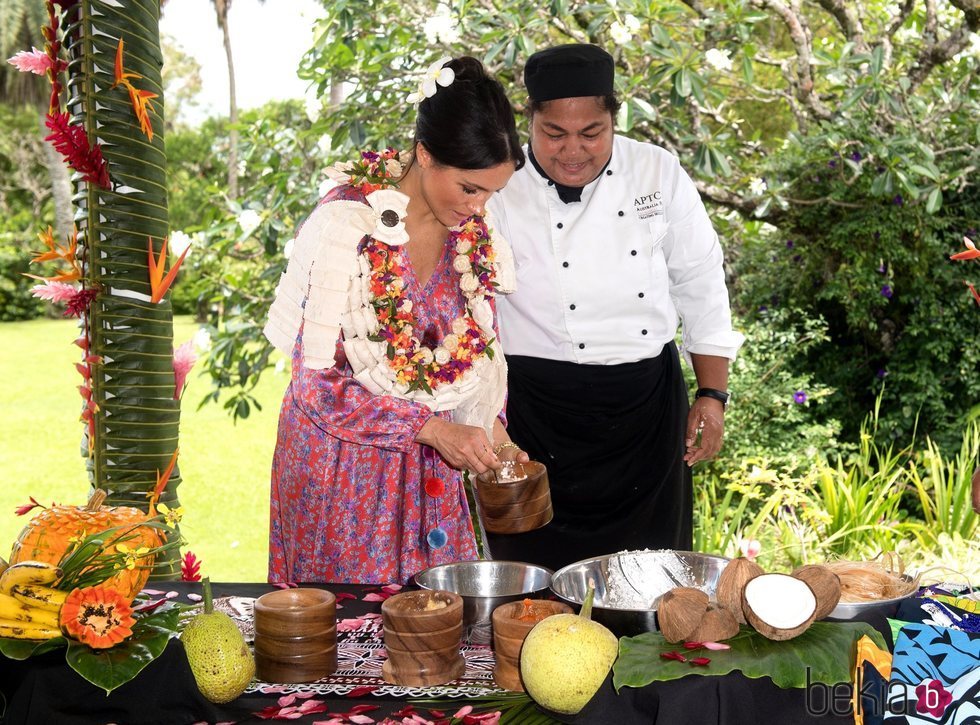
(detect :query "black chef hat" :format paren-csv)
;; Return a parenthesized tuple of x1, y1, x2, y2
(524, 44, 615, 102)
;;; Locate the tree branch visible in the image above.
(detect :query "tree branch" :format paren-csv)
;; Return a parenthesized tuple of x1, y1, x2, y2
(815, 0, 869, 52)
(752, 0, 833, 120)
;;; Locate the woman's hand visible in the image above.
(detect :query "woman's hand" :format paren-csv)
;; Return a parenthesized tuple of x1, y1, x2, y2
(683, 398, 725, 466)
(417, 417, 499, 474)
(494, 442, 530, 464)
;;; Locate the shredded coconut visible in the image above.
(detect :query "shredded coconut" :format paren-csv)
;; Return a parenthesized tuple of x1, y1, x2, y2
(599, 550, 698, 609)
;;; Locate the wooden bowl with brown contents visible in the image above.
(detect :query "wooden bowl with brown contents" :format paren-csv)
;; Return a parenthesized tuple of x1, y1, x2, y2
(381, 590, 465, 686)
(491, 599, 573, 691)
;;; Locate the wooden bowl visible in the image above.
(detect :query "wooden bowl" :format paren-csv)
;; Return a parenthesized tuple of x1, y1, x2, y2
(491, 599, 572, 692)
(254, 628, 336, 658)
(382, 622, 461, 652)
(474, 461, 552, 534)
(255, 645, 337, 683)
(254, 588, 336, 636)
(381, 590, 464, 686)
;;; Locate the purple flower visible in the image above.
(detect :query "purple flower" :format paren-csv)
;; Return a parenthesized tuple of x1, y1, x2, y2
(876, 368, 888, 379)
(878, 263, 887, 274)
(793, 391, 808, 404)
(881, 285, 893, 299)
(758, 305, 769, 312)
(893, 194, 904, 206)
(786, 240, 795, 249)
(849, 151, 862, 161)
(828, 159, 837, 168)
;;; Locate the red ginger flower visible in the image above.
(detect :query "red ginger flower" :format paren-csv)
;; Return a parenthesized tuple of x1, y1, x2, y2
(181, 551, 202, 582)
(44, 112, 110, 189)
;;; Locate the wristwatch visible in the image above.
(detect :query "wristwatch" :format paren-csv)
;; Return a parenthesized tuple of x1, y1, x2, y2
(695, 387, 730, 409)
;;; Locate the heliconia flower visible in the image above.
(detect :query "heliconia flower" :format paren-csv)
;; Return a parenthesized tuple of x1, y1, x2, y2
(148, 447, 179, 511)
(7, 48, 54, 75)
(173, 340, 197, 399)
(26, 226, 81, 282)
(44, 112, 110, 188)
(30, 280, 79, 303)
(148, 236, 189, 303)
(111, 38, 156, 141)
(950, 237, 979, 261)
(14, 496, 45, 516)
(180, 550, 202, 582)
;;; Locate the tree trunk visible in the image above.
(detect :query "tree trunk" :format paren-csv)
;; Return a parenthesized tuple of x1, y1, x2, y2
(220, 14, 238, 200)
(38, 113, 73, 237)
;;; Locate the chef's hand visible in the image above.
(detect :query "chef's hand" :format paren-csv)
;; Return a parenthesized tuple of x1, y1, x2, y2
(416, 417, 499, 473)
(683, 398, 725, 466)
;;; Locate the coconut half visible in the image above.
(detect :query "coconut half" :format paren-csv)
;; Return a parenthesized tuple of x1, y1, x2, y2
(742, 573, 817, 641)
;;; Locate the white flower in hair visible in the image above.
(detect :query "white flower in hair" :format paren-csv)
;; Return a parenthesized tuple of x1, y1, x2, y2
(366, 188, 410, 246)
(407, 57, 455, 105)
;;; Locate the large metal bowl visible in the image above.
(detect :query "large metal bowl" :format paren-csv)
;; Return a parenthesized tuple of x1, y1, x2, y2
(827, 574, 918, 620)
(551, 550, 730, 637)
(414, 560, 553, 644)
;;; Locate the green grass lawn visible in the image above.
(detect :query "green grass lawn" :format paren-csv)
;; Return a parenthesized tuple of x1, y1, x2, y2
(0, 316, 288, 582)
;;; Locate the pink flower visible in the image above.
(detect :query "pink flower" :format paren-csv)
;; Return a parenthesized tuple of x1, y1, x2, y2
(14, 496, 45, 516)
(7, 48, 53, 75)
(30, 281, 78, 303)
(180, 550, 202, 581)
(739, 538, 761, 561)
(173, 340, 198, 399)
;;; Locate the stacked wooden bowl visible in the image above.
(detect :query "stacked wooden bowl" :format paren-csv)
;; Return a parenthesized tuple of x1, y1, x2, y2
(253, 588, 337, 683)
(381, 590, 465, 687)
(490, 599, 572, 691)
(474, 461, 552, 534)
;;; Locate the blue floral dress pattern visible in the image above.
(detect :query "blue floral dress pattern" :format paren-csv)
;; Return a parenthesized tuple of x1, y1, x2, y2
(269, 185, 484, 585)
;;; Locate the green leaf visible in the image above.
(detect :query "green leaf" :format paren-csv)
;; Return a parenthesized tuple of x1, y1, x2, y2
(613, 622, 886, 691)
(925, 186, 942, 214)
(0, 635, 68, 660)
(65, 606, 180, 694)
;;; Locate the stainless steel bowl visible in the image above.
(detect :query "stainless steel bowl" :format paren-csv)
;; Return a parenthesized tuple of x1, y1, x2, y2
(414, 560, 553, 644)
(827, 575, 917, 620)
(550, 550, 730, 637)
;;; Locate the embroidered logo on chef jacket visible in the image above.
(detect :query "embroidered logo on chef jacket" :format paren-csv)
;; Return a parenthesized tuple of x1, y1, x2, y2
(633, 191, 664, 220)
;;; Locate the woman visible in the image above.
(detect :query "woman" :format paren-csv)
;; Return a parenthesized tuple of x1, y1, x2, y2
(264, 57, 528, 585)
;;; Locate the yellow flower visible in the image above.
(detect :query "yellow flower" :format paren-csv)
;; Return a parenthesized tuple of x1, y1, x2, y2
(156, 502, 183, 526)
(115, 543, 150, 570)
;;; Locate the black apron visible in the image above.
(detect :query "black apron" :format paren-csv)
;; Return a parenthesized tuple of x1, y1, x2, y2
(485, 343, 692, 572)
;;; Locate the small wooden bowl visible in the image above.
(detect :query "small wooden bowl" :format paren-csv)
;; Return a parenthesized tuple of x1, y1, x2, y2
(255, 645, 337, 684)
(382, 622, 461, 652)
(381, 590, 462, 630)
(382, 590, 464, 687)
(491, 600, 572, 692)
(254, 588, 336, 636)
(254, 628, 336, 658)
(475, 461, 552, 534)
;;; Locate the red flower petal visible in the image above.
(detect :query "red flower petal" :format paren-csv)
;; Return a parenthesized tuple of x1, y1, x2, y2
(660, 651, 687, 662)
(690, 657, 711, 666)
(345, 685, 378, 698)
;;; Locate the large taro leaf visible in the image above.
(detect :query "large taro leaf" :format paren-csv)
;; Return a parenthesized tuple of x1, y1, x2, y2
(613, 622, 887, 691)
(0, 636, 68, 660)
(65, 606, 180, 693)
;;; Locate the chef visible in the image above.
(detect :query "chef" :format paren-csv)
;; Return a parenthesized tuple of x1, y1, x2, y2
(485, 44, 745, 571)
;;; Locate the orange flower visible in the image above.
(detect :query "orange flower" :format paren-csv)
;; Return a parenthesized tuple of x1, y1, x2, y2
(60, 584, 135, 649)
(111, 38, 157, 141)
(148, 236, 189, 303)
(25, 226, 81, 282)
(950, 237, 979, 261)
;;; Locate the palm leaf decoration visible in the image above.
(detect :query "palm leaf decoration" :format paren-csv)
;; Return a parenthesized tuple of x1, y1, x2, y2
(58, 0, 181, 578)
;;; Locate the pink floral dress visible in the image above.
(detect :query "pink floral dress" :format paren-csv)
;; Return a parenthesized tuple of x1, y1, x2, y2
(268, 186, 485, 584)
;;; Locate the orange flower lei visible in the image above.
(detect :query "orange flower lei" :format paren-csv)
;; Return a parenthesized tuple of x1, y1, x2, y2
(363, 216, 497, 394)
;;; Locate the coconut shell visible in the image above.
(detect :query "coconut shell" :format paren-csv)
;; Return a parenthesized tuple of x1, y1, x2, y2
(791, 565, 842, 620)
(689, 605, 740, 643)
(656, 587, 709, 644)
(716, 557, 764, 625)
(742, 574, 817, 641)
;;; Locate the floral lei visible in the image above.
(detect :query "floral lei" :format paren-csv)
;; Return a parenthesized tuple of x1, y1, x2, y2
(341, 149, 498, 395)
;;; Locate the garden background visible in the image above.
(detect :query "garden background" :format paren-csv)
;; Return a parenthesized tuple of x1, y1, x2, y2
(0, 0, 977, 583)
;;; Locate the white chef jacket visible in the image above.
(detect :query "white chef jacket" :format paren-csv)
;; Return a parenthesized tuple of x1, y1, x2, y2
(487, 134, 745, 366)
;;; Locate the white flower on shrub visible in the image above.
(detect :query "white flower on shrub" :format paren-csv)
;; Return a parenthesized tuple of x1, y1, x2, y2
(749, 178, 768, 195)
(193, 327, 212, 352)
(169, 230, 193, 257)
(705, 48, 733, 72)
(610, 21, 631, 44)
(423, 5, 460, 44)
(237, 209, 262, 235)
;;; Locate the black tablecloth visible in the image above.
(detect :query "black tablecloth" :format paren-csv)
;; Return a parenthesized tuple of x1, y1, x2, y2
(0, 582, 878, 725)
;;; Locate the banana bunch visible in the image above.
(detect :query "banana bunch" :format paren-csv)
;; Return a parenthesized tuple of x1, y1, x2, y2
(0, 560, 66, 640)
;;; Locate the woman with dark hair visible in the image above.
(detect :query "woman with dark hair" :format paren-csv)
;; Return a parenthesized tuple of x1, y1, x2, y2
(264, 57, 528, 584)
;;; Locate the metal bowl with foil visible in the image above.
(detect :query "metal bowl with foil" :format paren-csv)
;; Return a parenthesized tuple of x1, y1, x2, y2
(414, 560, 553, 645)
(550, 550, 730, 637)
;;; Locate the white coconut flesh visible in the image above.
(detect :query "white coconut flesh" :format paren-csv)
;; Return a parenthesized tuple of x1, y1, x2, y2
(743, 574, 816, 629)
